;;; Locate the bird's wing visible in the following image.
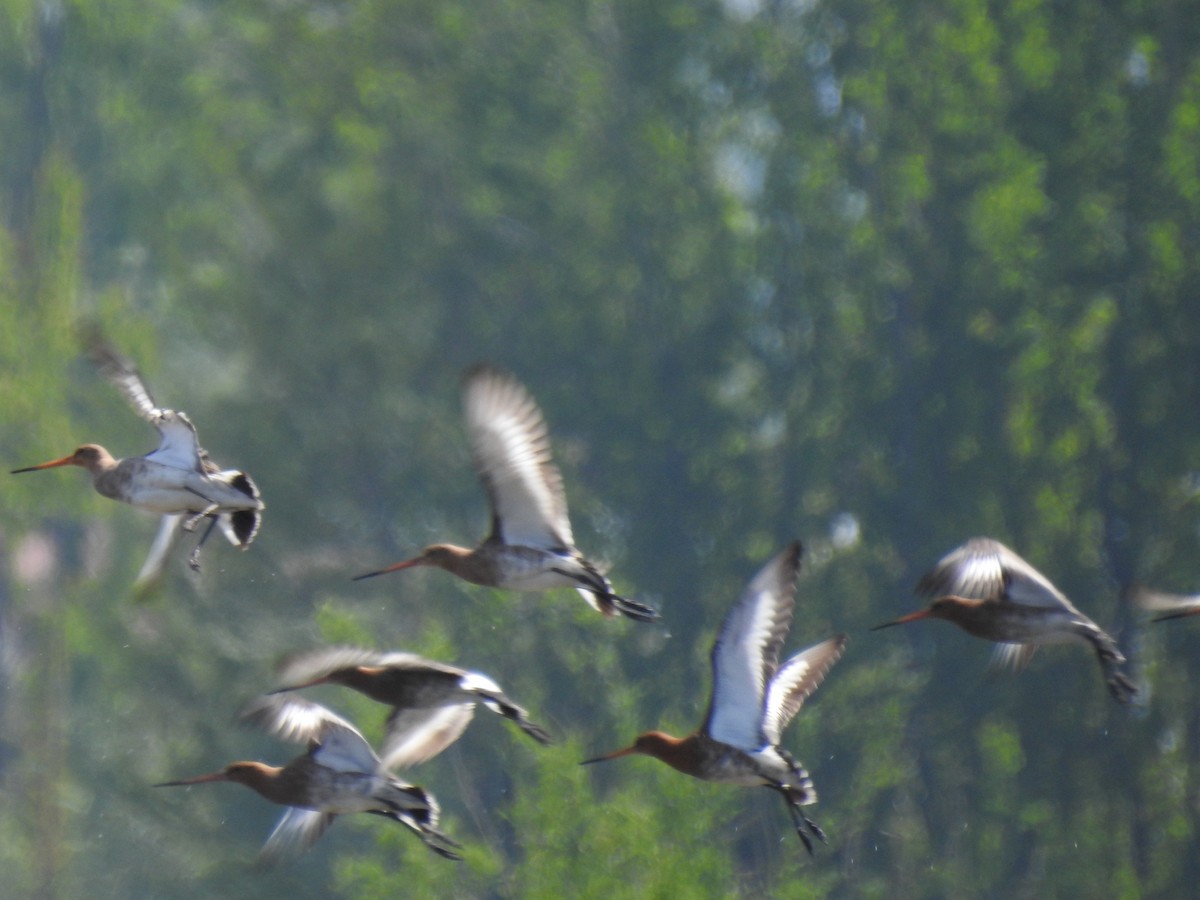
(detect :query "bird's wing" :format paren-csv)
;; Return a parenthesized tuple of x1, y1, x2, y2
(274, 647, 454, 689)
(372, 651, 462, 676)
(241, 695, 378, 773)
(918, 537, 1068, 610)
(463, 365, 573, 550)
(457, 670, 503, 696)
(259, 808, 336, 863)
(88, 340, 161, 420)
(991, 641, 1037, 670)
(275, 646, 384, 686)
(703, 542, 802, 750)
(89, 340, 205, 472)
(379, 704, 477, 770)
(132, 514, 183, 594)
(762, 634, 847, 744)
(142, 410, 204, 472)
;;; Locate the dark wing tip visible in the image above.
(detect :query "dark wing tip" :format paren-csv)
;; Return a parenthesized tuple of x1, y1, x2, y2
(81, 329, 141, 382)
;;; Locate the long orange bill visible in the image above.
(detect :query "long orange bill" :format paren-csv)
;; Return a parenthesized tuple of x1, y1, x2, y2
(154, 771, 231, 787)
(12, 455, 76, 474)
(580, 745, 637, 765)
(265, 676, 328, 694)
(352, 558, 424, 581)
(870, 608, 933, 631)
(1153, 607, 1200, 623)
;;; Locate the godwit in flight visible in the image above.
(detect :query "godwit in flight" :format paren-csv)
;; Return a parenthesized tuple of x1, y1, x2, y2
(269, 646, 552, 765)
(583, 542, 845, 852)
(873, 537, 1137, 702)
(356, 365, 658, 623)
(156, 695, 460, 862)
(12, 341, 262, 585)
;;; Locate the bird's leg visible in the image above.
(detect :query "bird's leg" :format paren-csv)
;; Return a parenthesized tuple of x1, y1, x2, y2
(182, 487, 220, 531)
(783, 794, 814, 855)
(802, 814, 827, 845)
(187, 516, 221, 571)
(546, 558, 662, 622)
(479, 692, 553, 744)
(1085, 630, 1138, 703)
(549, 564, 609, 597)
(554, 568, 661, 622)
(182, 506, 219, 532)
(769, 784, 824, 855)
(368, 810, 463, 861)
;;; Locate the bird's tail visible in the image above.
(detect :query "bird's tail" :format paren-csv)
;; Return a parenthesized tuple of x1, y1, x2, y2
(377, 781, 464, 858)
(776, 747, 817, 807)
(370, 809, 463, 861)
(609, 592, 662, 623)
(575, 585, 661, 623)
(221, 508, 262, 547)
(571, 559, 662, 623)
(382, 781, 438, 815)
(213, 470, 263, 548)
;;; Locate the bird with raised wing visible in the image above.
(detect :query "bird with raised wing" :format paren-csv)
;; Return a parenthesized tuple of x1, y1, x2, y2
(270, 646, 551, 767)
(583, 542, 845, 852)
(12, 341, 262, 585)
(873, 537, 1137, 703)
(355, 365, 658, 623)
(157, 695, 459, 863)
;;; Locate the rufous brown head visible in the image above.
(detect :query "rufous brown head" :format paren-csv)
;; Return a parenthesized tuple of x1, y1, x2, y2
(12, 445, 110, 475)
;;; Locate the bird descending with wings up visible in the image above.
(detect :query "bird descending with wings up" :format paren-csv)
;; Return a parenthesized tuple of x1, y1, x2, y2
(12, 339, 263, 588)
(356, 365, 658, 623)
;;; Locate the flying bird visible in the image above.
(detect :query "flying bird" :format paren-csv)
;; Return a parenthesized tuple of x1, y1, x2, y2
(355, 365, 658, 623)
(269, 646, 552, 767)
(12, 341, 262, 587)
(156, 695, 459, 863)
(583, 542, 845, 852)
(873, 537, 1137, 703)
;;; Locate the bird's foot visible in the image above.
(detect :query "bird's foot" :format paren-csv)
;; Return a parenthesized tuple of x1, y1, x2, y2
(485, 695, 554, 745)
(789, 811, 827, 855)
(609, 593, 662, 624)
(776, 785, 824, 855)
(803, 815, 827, 845)
(181, 504, 217, 532)
(795, 824, 814, 855)
(421, 826, 463, 861)
(517, 716, 554, 745)
(1108, 671, 1139, 704)
(187, 545, 203, 572)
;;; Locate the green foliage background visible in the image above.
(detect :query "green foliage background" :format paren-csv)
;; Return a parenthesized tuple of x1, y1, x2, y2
(3, 0, 1200, 896)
